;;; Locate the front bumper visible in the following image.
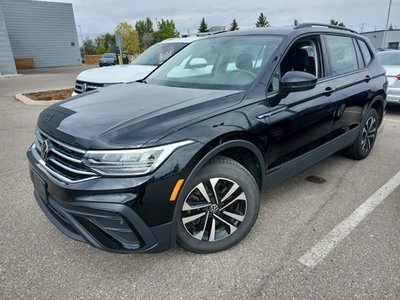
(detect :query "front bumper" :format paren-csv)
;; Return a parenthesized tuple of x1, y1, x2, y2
(26, 143, 193, 253)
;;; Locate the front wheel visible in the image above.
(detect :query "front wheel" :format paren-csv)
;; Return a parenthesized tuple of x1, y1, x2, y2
(345, 108, 378, 160)
(177, 156, 260, 253)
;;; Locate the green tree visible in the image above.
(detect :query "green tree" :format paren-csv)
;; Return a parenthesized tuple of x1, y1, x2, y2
(141, 32, 155, 50)
(83, 37, 96, 55)
(95, 33, 116, 53)
(135, 17, 154, 50)
(294, 19, 299, 26)
(95, 39, 107, 54)
(230, 18, 239, 31)
(256, 12, 270, 27)
(115, 21, 140, 54)
(153, 19, 180, 43)
(330, 19, 345, 27)
(198, 18, 209, 33)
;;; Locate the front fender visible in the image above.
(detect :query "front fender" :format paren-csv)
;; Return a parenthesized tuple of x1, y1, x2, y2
(168, 139, 266, 249)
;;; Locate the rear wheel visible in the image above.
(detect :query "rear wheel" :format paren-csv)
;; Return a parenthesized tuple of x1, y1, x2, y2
(177, 156, 260, 253)
(345, 108, 378, 160)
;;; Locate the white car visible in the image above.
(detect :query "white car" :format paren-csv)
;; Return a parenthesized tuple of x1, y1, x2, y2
(376, 50, 400, 104)
(73, 36, 199, 96)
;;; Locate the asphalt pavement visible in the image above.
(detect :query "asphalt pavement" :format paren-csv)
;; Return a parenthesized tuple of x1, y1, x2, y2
(0, 66, 399, 299)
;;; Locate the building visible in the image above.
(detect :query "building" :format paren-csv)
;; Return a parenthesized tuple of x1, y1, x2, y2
(0, 0, 81, 75)
(361, 29, 400, 50)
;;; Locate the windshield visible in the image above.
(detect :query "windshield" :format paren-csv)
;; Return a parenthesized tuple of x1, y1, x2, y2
(132, 42, 188, 66)
(102, 53, 115, 58)
(377, 51, 400, 66)
(146, 35, 283, 90)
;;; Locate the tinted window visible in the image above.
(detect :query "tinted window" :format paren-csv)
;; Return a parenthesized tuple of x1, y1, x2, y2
(132, 43, 188, 66)
(325, 35, 358, 75)
(358, 40, 372, 66)
(102, 53, 115, 58)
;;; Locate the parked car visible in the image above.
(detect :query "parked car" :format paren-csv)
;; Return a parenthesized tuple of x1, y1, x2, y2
(27, 24, 386, 254)
(376, 50, 400, 104)
(74, 37, 199, 95)
(98, 53, 117, 67)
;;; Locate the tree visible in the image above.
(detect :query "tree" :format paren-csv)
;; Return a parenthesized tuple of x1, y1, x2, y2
(95, 39, 107, 54)
(135, 17, 154, 50)
(94, 33, 116, 54)
(141, 32, 155, 50)
(115, 21, 140, 54)
(294, 19, 299, 26)
(329, 19, 345, 27)
(153, 19, 180, 43)
(256, 12, 270, 27)
(198, 18, 209, 33)
(83, 38, 96, 55)
(230, 18, 239, 31)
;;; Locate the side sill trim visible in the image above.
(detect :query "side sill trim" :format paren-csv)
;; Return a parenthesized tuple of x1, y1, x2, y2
(264, 126, 359, 189)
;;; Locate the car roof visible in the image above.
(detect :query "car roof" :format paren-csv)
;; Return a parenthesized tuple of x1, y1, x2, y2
(199, 25, 362, 39)
(160, 36, 200, 44)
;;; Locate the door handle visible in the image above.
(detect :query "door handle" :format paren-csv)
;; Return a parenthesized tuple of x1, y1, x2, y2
(323, 87, 334, 96)
(364, 75, 371, 82)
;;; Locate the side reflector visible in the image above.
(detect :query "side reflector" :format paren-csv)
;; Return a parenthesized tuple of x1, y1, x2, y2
(170, 179, 184, 202)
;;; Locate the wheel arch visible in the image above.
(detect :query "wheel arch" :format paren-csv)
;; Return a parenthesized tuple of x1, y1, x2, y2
(169, 132, 267, 248)
(369, 94, 385, 126)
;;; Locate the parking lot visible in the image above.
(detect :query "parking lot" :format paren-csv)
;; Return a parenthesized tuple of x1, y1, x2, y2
(1, 67, 399, 299)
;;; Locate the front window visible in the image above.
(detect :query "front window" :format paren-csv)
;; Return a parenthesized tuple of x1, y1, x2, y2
(132, 42, 188, 66)
(146, 35, 283, 90)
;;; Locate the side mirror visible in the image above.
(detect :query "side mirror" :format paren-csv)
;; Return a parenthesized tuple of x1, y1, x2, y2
(188, 58, 208, 69)
(280, 71, 317, 93)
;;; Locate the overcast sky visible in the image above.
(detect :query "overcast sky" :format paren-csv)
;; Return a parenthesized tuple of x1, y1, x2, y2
(43, 0, 400, 40)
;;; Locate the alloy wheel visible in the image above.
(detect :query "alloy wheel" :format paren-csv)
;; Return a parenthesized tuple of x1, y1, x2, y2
(361, 116, 376, 152)
(181, 177, 247, 242)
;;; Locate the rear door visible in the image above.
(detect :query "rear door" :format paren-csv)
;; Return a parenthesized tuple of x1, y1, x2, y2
(323, 35, 371, 133)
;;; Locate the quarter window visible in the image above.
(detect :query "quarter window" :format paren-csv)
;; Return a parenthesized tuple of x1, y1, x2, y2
(325, 35, 358, 75)
(358, 40, 372, 66)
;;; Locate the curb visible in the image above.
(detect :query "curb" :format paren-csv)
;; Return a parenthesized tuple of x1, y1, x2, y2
(14, 87, 73, 106)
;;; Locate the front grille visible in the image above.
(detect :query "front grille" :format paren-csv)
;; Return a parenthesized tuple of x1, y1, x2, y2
(75, 80, 104, 94)
(34, 131, 99, 183)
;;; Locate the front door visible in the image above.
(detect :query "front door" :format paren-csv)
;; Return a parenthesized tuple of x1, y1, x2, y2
(265, 36, 336, 169)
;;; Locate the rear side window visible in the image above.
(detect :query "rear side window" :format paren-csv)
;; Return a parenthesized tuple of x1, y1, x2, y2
(325, 35, 358, 75)
(358, 40, 372, 66)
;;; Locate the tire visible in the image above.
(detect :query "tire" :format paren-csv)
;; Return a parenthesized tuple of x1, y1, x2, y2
(177, 156, 260, 253)
(345, 108, 378, 160)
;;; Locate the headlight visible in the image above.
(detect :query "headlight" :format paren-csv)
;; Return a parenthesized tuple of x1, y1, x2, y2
(83, 140, 193, 176)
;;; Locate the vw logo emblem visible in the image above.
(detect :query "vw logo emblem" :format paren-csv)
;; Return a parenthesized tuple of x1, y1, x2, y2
(40, 139, 51, 161)
(209, 204, 219, 214)
(82, 83, 87, 93)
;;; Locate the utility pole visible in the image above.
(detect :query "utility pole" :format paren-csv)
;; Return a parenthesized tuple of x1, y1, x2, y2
(79, 25, 85, 56)
(382, 0, 392, 49)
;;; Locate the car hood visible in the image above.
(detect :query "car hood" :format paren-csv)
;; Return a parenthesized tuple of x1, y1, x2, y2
(38, 83, 244, 149)
(77, 64, 156, 84)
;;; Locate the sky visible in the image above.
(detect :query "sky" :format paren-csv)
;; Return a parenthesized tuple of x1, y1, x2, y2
(41, 0, 400, 41)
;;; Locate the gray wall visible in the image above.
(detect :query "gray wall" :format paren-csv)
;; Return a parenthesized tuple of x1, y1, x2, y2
(0, 0, 81, 68)
(0, 4, 16, 74)
(362, 30, 400, 50)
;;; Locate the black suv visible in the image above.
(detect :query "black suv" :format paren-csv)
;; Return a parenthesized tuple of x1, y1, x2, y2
(27, 24, 387, 253)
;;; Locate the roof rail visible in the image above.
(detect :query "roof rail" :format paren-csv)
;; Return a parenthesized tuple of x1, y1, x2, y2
(294, 23, 358, 34)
